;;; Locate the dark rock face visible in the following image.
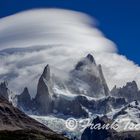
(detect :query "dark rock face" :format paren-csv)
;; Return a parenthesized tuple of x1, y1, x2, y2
(81, 117, 111, 140)
(69, 54, 109, 98)
(76, 96, 127, 114)
(53, 96, 88, 117)
(111, 81, 140, 102)
(0, 82, 9, 100)
(51, 95, 126, 117)
(0, 130, 68, 140)
(17, 87, 32, 111)
(34, 64, 53, 114)
(98, 65, 109, 96)
(0, 97, 68, 140)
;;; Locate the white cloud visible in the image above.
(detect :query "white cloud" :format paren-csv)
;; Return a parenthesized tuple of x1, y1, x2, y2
(0, 9, 117, 52)
(94, 53, 140, 89)
(0, 9, 140, 96)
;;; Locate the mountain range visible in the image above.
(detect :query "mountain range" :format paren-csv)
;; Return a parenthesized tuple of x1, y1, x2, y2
(1, 53, 140, 139)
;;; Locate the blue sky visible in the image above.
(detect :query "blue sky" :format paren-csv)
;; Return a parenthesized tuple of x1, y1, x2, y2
(0, 0, 140, 65)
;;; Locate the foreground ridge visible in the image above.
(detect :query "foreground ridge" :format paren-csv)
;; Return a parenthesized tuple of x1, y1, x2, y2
(0, 97, 68, 140)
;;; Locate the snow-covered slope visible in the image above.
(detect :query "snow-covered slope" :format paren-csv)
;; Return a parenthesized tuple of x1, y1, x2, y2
(107, 100, 140, 132)
(30, 114, 93, 139)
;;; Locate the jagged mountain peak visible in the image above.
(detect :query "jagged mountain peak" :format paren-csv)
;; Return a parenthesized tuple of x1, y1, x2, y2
(0, 81, 8, 88)
(23, 87, 28, 92)
(17, 87, 31, 111)
(21, 87, 31, 99)
(0, 81, 9, 100)
(111, 80, 140, 102)
(112, 85, 117, 90)
(125, 80, 138, 89)
(75, 53, 96, 70)
(42, 64, 50, 81)
(86, 53, 96, 64)
(34, 64, 53, 114)
(69, 54, 110, 98)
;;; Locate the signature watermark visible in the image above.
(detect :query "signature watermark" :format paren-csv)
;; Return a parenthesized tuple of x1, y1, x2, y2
(65, 118, 78, 131)
(65, 117, 140, 132)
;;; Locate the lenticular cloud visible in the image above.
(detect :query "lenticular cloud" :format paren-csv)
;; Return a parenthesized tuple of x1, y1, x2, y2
(0, 9, 117, 52)
(0, 9, 140, 95)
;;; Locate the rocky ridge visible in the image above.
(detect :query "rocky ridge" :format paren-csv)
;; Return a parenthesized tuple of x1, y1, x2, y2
(0, 96, 68, 140)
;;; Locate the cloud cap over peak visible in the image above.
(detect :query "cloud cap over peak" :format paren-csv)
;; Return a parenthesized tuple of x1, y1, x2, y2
(0, 9, 140, 95)
(0, 8, 117, 53)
